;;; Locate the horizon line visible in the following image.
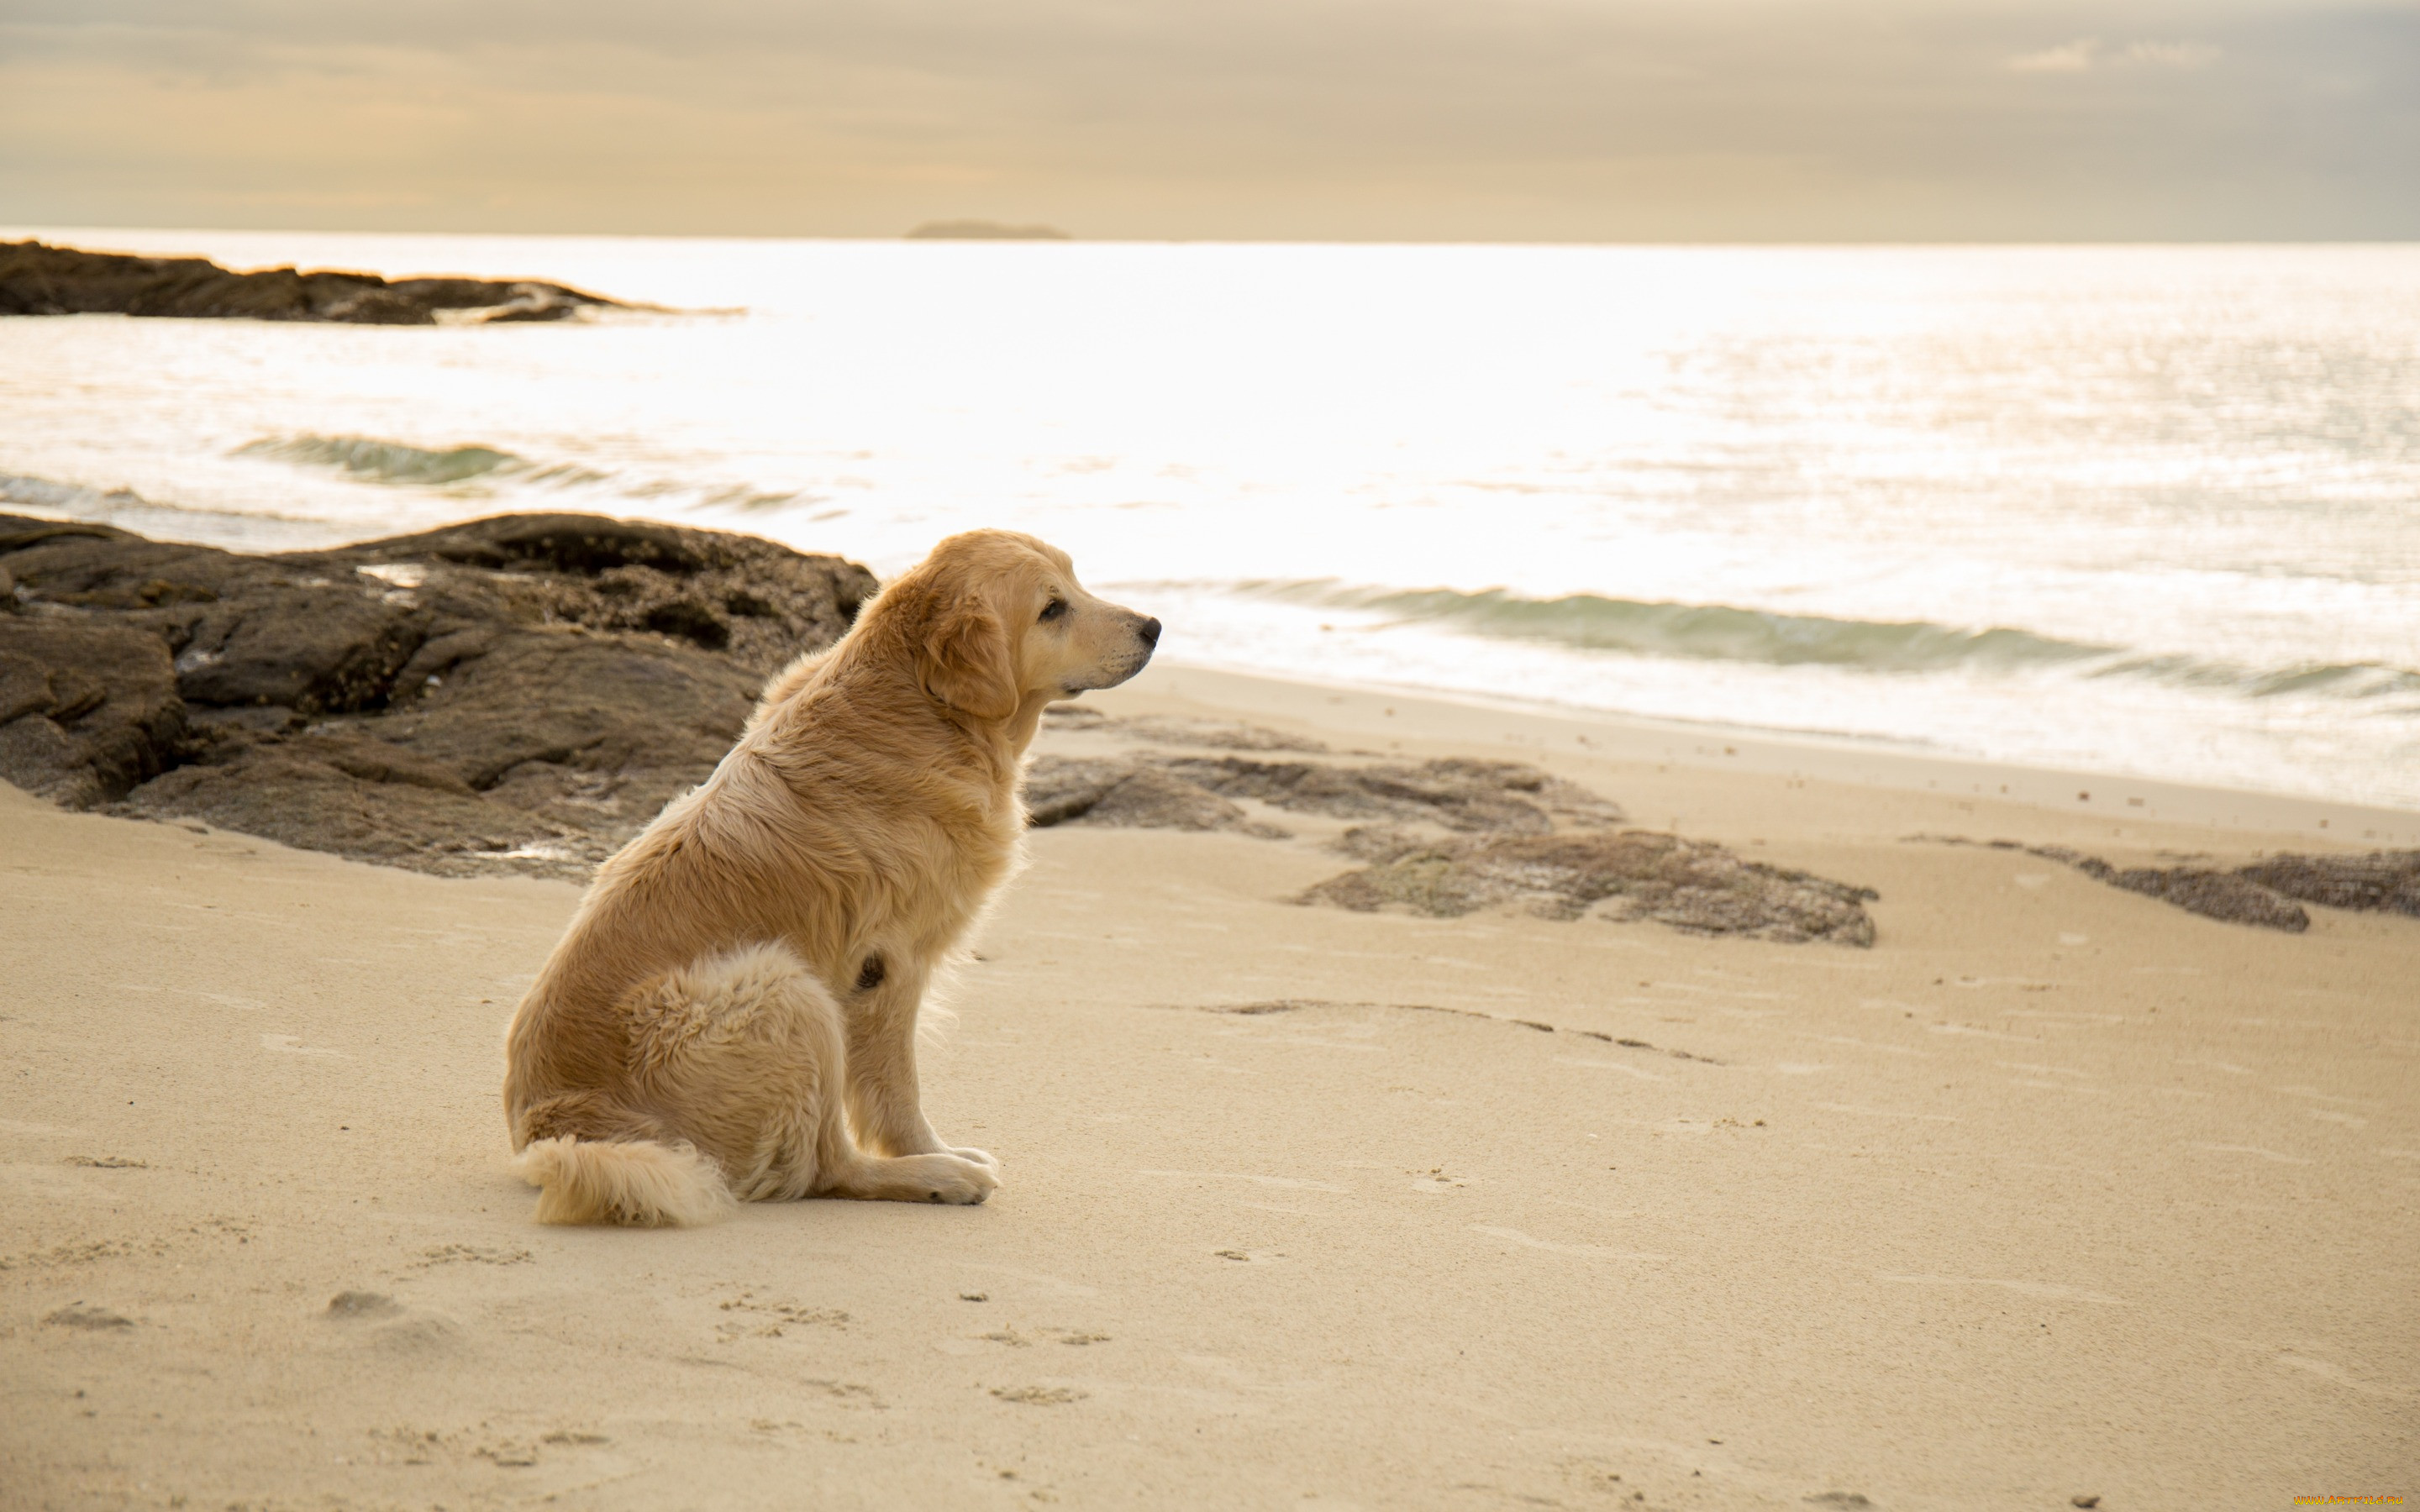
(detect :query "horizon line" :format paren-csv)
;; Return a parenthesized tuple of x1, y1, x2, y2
(9, 223, 2420, 253)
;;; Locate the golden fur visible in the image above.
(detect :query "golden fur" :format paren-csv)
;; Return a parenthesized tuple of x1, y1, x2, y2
(502, 529, 1159, 1225)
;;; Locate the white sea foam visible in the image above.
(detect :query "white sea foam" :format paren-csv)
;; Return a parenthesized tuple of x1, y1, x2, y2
(2, 231, 2415, 808)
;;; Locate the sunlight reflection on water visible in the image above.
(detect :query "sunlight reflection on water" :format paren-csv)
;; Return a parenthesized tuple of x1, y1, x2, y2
(3, 231, 2414, 806)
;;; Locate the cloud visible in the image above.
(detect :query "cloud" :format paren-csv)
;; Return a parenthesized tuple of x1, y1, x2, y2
(2124, 41, 2223, 71)
(2008, 37, 2223, 74)
(2009, 38, 2102, 73)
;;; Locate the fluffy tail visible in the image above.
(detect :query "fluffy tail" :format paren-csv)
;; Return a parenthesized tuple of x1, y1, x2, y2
(516, 1137, 738, 1227)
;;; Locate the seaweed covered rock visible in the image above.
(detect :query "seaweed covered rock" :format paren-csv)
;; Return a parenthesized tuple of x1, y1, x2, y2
(2028, 845, 2311, 932)
(1023, 748, 1623, 837)
(2237, 851, 2420, 918)
(1302, 828, 1879, 945)
(1017, 738, 1873, 944)
(1162, 754, 1623, 832)
(0, 512, 875, 878)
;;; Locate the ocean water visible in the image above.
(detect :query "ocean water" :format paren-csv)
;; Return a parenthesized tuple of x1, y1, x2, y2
(5, 228, 2417, 811)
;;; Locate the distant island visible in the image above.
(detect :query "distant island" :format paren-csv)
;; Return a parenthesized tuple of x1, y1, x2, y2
(904, 220, 1072, 241)
(0, 240, 624, 325)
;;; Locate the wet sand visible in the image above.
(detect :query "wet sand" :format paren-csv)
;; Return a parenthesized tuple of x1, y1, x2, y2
(3, 667, 2413, 1509)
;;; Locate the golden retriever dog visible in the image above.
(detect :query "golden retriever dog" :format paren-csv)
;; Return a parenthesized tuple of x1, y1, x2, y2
(502, 529, 1159, 1225)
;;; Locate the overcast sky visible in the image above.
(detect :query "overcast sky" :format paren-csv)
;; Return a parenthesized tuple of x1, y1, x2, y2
(4, 0, 2415, 240)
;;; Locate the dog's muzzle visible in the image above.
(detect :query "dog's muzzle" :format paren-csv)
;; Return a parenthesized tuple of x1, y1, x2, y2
(1065, 615, 1161, 694)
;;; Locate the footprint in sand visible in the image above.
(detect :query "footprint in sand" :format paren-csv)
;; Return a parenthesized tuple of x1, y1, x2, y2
(325, 1290, 402, 1320)
(325, 1291, 460, 1353)
(990, 1385, 1087, 1405)
(409, 1244, 533, 1269)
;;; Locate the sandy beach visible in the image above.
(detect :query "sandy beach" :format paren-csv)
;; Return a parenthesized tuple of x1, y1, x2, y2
(3, 664, 2413, 1511)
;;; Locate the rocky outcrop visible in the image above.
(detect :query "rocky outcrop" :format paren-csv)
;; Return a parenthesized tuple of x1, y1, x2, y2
(1305, 827, 1880, 945)
(0, 241, 623, 325)
(3, 521, 1891, 946)
(1, 512, 874, 877)
(1928, 837, 2420, 932)
(1021, 722, 1876, 944)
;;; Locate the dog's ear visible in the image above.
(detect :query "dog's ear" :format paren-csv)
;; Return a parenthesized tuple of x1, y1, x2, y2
(921, 592, 1021, 721)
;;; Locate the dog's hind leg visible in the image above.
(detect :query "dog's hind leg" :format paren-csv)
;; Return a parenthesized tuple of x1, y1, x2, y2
(623, 942, 844, 1203)
(624, 943, 993, 1207)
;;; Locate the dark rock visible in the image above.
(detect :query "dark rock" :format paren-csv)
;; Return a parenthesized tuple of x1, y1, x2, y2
(0, 512, 873, 879)
(408, 515, 704, 575)
(0, 618, 185, 806)
(0, 240, 624, 326)
(1300, 830, 1878, 945)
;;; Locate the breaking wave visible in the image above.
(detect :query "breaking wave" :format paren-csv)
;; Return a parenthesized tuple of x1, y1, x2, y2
(232, 433, 804, 512)
(0, 470, 325, 528)
(1230, 580, 2420, 705)
(234, 433, 608, 488)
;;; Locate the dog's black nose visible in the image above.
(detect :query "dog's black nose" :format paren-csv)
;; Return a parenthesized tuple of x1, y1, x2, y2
(1138, 617, 1162, 648)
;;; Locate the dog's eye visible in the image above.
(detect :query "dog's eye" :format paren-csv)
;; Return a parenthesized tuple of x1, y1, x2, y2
(1039, 598, 1067, 623)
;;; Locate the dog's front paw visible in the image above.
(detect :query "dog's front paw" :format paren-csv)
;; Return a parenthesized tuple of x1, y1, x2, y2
(923, 1155, 998, 1205)
(950, 1145, 1002, 1173)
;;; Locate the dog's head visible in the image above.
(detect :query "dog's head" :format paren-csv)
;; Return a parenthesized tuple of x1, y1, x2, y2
(892, 530, 1159, 722)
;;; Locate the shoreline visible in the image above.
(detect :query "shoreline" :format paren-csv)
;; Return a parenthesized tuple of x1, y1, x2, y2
(1129, 658, 2420, 848)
